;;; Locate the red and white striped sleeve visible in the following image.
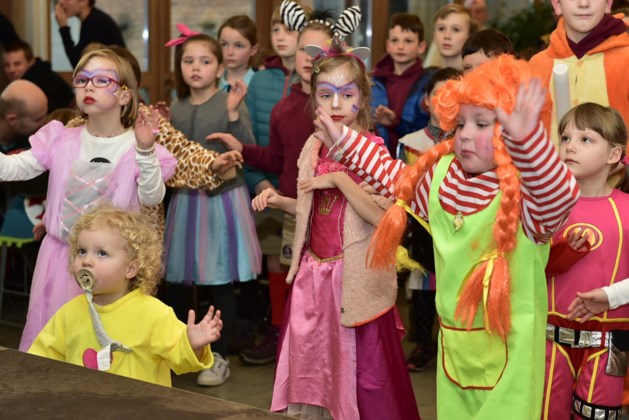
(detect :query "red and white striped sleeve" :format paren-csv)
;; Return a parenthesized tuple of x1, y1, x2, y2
(330, 126, 433, 220)
(504, 122, 580, 244)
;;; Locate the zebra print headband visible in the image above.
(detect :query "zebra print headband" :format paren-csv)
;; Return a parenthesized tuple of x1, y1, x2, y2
(280, 0, 361, 40)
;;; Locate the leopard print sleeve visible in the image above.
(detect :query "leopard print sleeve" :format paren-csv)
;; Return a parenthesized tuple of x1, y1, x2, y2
(153, 112, 223, 191)
(66, 107, 224, 192)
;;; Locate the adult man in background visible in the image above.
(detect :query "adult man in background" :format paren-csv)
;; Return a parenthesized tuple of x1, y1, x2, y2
(3, 40, 74, 113)
(54, 0, 125, 67)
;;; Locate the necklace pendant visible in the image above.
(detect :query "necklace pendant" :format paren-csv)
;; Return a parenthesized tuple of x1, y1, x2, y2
(453, 211, 464, 232)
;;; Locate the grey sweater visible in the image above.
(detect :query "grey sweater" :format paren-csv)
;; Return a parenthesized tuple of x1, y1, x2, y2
(170, 90, 254, 195)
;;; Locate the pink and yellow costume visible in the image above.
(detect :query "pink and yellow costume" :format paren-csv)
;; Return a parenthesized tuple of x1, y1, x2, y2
(543, 190, 629, 419)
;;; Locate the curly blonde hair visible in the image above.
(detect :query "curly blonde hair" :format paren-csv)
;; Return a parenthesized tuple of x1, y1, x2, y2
(68, 204, 163, 296)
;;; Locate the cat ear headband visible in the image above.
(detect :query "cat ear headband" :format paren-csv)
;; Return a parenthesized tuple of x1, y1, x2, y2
(165, 23, 201, 47)
(280, 0, 370, 64)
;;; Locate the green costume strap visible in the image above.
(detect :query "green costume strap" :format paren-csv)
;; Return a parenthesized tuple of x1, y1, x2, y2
(428, 154, 549, 419)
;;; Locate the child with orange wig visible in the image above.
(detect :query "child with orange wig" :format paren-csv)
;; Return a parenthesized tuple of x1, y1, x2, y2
(314, 54, 580, 418)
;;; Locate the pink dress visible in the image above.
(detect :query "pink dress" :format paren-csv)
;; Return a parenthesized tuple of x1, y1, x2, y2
(19, 121, 176, 351)
(271, 155, 420, 420)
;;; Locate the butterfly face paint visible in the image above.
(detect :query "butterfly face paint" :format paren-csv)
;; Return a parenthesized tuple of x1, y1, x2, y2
(74, 57, 126, 114)
(315, 66, 360, 128)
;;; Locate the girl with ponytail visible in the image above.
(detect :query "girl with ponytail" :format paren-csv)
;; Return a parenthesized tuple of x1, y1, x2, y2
(314, 54, 580, 419)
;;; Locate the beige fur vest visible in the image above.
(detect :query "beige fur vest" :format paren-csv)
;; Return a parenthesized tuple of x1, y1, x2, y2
(287, 136, 397, 327)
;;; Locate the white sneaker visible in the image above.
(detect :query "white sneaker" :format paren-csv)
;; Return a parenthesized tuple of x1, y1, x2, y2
(197, 352, 230, 386)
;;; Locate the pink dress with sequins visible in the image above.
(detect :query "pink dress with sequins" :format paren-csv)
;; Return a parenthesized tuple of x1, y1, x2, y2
(271, 148, 420, 420)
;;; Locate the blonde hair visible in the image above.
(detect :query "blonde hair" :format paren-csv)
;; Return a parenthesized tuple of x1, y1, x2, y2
(369, 55, 551, 339)
(434, 3, 479, 35)
(68, 204, 163, 296)
(73, 48, 139, 128)
(310, 54, 373, 130)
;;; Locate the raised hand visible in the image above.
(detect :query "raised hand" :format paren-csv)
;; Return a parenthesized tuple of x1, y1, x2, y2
(374, 105, 396, 127)
(134, 105, 160, 151)
(496, 78, 547, 142)
(54, 2, 68, 27)
(314, 107, 341, 149)
(187, 305, 223, 354)
(206, 132, 243, 153)
(298, 173, 339, 193)
(210, 150, 243, 174)
(566, 289, 610, 322)
(226, 79, 248, 118)
(154, 101, 171, 122)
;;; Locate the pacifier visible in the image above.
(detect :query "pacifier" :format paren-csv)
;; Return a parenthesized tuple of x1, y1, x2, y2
(76, 268, 95, 292)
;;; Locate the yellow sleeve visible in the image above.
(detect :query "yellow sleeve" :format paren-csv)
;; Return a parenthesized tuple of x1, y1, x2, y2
(149, 305, 214, 375)
(27, 309, 67, 361)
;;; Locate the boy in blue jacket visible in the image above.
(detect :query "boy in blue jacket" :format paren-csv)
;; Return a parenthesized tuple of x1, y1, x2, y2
(371, 13, 433, 157)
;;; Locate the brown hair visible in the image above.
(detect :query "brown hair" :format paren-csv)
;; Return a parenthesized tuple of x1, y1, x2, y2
(219, 15, 259, 49)
(2, 39, 34, 61)
(559, 103, 628, 191)
(390, 13, 425, 42)
(173, 34, 222, 100)
(73, 48, 139, 128)
(433, 3, 479, 35)
(68, 204, 163, 296)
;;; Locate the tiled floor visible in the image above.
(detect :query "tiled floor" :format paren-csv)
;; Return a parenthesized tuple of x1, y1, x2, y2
(0, 290, 437, 419)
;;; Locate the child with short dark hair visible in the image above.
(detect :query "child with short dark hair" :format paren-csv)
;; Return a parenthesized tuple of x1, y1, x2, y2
(371, 12, 432, 157)
(217, 15, 259, 89)
(29, 205, 223, 387)
(461, 28, 514, 72)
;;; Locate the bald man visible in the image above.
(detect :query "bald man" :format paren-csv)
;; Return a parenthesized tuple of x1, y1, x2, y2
(0, 79, 48, 151)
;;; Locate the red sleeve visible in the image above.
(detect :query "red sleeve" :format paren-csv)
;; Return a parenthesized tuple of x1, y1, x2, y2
(545, 237, 591, 277)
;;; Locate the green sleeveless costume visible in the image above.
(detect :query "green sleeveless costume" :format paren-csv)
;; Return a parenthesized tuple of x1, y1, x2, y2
(429, 155, 548, 418)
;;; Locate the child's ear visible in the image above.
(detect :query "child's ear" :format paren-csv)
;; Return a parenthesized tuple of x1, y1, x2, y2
(608, 146, 623, 165)
(418, 40, 427, 55)
(217, 63, 225, 79)
(250, 43, 260, 58)
(126, 259, 139, 279)
(117, 88, 131, 106)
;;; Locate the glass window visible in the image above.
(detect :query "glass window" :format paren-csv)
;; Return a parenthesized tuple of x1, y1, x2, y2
(50, 0, 149, 72)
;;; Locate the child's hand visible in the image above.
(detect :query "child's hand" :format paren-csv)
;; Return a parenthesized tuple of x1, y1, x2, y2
(226, 80, 247, 119)
(252, 188, 282, 212)
(187, 305, 223, 355)
(359, 181, 377, 195)
(374, 105, 396, 127)
(210, 150, 243, 174)
(496, 78, 547, 142)
(298, 173, 338, 192)
(134, 105, 160, 151)
(566, 227, 591, 253)
(314, 107, 341, 149)
(206, 132, 243, 153)
(33, 222, 47, 241)
(154, 101, 171, 122)
(567, 289, 610, 322)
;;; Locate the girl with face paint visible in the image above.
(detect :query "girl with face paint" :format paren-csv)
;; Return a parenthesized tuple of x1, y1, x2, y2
(251, 37, 421, 419)
(0, 48, 177, 352)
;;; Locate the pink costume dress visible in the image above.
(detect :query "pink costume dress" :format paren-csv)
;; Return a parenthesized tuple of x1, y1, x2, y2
(543, 189, 629, 419)
(19, 121, 176, 351)
(271, 148, 420, 420)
